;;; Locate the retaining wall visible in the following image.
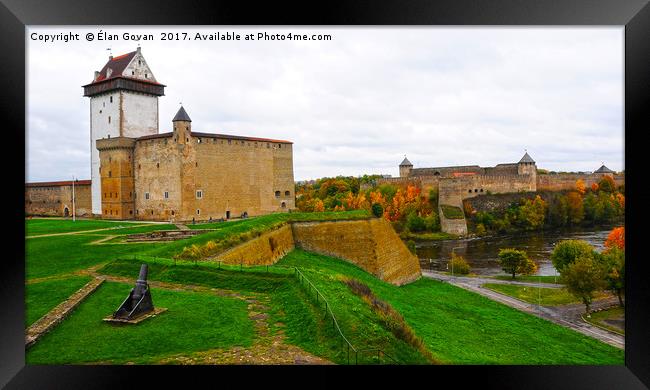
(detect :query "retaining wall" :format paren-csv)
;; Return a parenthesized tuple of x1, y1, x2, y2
(216, 224, 295, 266)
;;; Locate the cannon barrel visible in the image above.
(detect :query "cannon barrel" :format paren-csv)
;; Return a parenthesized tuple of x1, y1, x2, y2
(137, 264, 148, 283)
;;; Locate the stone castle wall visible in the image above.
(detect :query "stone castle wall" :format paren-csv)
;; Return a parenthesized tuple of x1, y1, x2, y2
(216, 224, 295, 266)
(25, 183, 92, 217)
(536, 173, 624, 191)
(125, 132, 295, 222)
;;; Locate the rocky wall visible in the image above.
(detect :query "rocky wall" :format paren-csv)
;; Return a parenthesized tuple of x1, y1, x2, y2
(216, 224, 295, 266)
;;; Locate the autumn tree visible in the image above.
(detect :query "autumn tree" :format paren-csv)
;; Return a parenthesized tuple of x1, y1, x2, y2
(601, 247, 625, 307)
(566, 191, 584, 225)
(518, 195, 547, 230)
(498, 248, 537, 279)
(561, 256, 607, 314)
(604, 226, 625, 251)
(598, 175, 616, 193)
(576, 179, 586, 195)
(551, 240, 597, 273)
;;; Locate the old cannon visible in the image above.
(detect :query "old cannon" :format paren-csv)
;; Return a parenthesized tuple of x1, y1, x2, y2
(112, 264, 155, 321)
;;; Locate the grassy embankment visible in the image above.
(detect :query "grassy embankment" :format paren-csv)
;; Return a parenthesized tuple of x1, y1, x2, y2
(26, 218, 146, 236)
(440, 205, 465, 219)
(277, 250, 623, 364)
(483, 283, 611, 306)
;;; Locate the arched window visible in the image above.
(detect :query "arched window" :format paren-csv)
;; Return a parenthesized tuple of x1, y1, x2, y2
(281, 202, 286, 208)
(285, 190, 290, 196)
(275, 191, 281, 197)
(434, 171, 440, 176)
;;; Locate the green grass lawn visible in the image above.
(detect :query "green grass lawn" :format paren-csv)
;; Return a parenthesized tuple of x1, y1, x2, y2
(402, 231, 459, 241)
(95, 258, 414, 364)
(26, 282, 254, 364)
(585, 306, 625, 335)
(25, 275, 92, 327)
(491, 275, 562, 284)
(26, 219, 136, 236)
(277, 250, 623, 364)
(482, 283, 611, 306)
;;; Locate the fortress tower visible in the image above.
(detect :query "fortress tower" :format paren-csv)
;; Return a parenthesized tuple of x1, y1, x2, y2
(517, 151, 537, 177)
(399, 156, 413, 178)
(83, 47, 165, 215)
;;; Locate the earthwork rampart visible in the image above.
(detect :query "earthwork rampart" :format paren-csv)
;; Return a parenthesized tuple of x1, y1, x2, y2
(212, 218, 422, 286)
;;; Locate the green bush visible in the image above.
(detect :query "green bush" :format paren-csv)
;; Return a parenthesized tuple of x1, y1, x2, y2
(449, 253, 470, 275)
(371, 203, 384, 218)
(406, 212, 426, 232)
(551, 240, 597, 274)
(424, 212, 440, 232)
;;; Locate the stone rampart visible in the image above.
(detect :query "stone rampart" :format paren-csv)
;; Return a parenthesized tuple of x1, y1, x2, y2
(291, 219, 421, 285)
(537, 174, 624, 191)
(216, 224, 295, 266)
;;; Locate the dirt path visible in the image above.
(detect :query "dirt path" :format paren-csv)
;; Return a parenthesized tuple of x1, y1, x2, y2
(423, 271, 625, 349)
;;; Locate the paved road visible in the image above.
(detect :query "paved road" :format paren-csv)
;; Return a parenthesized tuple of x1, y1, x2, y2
(422, 271, 625, 349)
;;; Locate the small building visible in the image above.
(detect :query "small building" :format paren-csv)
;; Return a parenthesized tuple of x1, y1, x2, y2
(25, 180, 92, 217)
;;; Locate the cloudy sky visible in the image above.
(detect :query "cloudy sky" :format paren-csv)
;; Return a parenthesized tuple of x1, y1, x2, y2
(27, 27, 623, 182)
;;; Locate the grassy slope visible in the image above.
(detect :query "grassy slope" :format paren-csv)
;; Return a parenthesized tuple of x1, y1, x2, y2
(25, 275, 92, 327)
(96, 258, 417, 364)
(277, 249, 623, 364)
(26, 282, 254, 364)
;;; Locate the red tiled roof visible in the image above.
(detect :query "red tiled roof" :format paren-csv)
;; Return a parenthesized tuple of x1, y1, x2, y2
(452, 172, 478, 177)
(26, 180, 91, 187)
(86, 51, 162, 86)
(191, 132, 292, 144)
(137, 131, 292, 144)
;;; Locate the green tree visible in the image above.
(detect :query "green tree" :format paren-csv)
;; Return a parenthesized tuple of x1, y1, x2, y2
(371, 203, 384, 218)
(561, 256, 607, 314)
(547, 194, 569, 227)
(406, 212, 426, 232)
(601, 247, 625, 307)
(424, 212, 440, 232)
(498, 248, 537, 279)
(518, 195, 547, 230)
(551, 240, 597, 273)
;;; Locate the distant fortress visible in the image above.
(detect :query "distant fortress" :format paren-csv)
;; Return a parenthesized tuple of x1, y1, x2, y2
(370, 153, 624, 235)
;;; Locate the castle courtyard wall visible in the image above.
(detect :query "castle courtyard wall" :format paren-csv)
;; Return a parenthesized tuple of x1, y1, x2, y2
(25, 183, 92, 217)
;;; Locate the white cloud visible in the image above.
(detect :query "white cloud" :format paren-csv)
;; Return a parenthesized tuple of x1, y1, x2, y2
(27, 27, 623, 182)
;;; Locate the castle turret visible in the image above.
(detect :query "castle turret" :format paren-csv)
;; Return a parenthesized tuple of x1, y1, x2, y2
(594, 164, 615, 178)
(399, 156, 413, 178)
(84, 47, 165, 215)
(517, 151, 536, 176)
(172, 106, 192, 144)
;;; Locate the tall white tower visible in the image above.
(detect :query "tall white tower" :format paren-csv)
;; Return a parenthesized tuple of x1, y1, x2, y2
(83, 47, 165, 215)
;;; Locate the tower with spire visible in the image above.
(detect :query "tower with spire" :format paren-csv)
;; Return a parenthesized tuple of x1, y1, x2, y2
(517, 150, 537, 178)
(83, 47, 165, 215)
(399, 156, 413, 178)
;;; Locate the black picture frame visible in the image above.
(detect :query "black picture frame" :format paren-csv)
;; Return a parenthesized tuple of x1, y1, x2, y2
(2, 0, 648, 388)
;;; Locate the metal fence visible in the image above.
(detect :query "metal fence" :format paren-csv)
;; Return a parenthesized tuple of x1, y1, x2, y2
(292, 267, 396, 365)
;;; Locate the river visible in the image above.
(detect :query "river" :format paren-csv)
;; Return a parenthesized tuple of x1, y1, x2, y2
(416, 228, 613, 276)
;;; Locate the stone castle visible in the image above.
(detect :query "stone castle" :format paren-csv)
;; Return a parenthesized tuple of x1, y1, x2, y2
(373, 153, 623, 235)
(25, 48, 295, 221)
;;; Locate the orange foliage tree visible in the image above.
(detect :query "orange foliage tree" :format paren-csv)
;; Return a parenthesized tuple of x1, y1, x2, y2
(575, 179, 586, 195)
(604, 226, 624, 252)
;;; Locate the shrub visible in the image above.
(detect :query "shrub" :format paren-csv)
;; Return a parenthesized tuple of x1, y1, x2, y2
(371, 203, 384, 218)
(424, 213, 440, 232)
(449, 252, 470, 275)
(475, 223, 487, 236)
(406, 212, 426, 232)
